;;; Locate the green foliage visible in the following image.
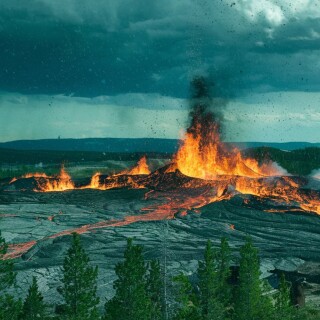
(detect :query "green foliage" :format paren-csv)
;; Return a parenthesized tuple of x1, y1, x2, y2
(104, 238, 152, 320)
(147, 259, 165, 320)
(21, 276, 47, 320)
(173, 273, 201, 320)
(0, 231, 21, 320)
(215, 238, 232, 300)
(1, 234, 320, 320)
(0, 230, 16, 291)
(234, 236, 273, 320)
(198, 238, 232, 320)
(60, 232, 100, 320)
(274, 273, 296, 320)
(0, 294, 22, 320)
(294, 307, 320, 320)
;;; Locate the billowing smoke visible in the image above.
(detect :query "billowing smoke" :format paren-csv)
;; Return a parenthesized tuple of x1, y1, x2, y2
(310, 169, 320, 180)
(187, 76, 227, 149)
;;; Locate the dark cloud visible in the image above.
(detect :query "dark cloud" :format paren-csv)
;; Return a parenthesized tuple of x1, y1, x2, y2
(0, 0, 319, 98)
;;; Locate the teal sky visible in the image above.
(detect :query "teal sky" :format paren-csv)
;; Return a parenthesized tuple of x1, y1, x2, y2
(0, 0, 319, 142)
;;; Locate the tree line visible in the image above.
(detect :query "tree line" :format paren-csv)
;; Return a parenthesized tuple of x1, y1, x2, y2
(0, 230, 319, 320)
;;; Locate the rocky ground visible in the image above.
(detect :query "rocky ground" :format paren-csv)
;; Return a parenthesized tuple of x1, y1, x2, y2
(1, 187, 320, 311)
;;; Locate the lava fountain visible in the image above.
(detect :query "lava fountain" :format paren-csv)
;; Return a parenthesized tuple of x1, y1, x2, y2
(171, 76, 282, 179)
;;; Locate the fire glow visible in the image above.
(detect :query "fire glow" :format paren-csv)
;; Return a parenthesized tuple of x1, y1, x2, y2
(7, 78, 320, 216)
(4, 83, 320, 260)
(173, 123, 282, 179)
(8, 130, 320, 215)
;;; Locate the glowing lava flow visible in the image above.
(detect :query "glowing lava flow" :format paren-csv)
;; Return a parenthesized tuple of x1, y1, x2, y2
(4, 187, 228, 260)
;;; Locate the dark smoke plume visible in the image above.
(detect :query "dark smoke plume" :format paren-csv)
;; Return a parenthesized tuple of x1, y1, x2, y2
(188, 76, 226, 144)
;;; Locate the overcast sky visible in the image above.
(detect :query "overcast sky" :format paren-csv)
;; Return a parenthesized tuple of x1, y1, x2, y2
(1, 0, 320, 142)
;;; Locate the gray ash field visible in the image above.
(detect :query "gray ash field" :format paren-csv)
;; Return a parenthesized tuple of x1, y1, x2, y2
(1, 180, 320, 309)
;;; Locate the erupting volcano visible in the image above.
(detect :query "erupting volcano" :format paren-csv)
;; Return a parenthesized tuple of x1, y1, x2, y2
(2, 77, 320, 264)
(5, 77, 320, 219)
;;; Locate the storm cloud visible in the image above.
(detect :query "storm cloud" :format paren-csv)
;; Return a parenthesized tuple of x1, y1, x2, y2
(1, 0, 320, 96)
(0, 0, 319, 141)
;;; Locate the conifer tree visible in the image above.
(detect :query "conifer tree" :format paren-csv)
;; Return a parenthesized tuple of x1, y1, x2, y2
(215, 237, 232, 306)
(0, 230, 16, 291)
(21, 276, 47, 320)
(0, 294, 22, 320)
(234, 236, 273, 320)
(274, 274, 295, 320)
(104, 238, 151, 320)
(60, 232, 100, 320)
(147, 259, 165, 320)
(0, 230, 22, 320)
(198, 238, 231, 320)
(173, 273, 201, 320)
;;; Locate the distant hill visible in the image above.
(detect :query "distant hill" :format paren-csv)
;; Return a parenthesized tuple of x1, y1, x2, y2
(0, 138, 319, 153)
(0, 138, 178, 153)
(234, 141, 320, 151)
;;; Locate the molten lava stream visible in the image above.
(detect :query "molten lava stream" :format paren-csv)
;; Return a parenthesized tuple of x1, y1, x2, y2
(4, 186, 230, 260)
(5, 241, 37, 260)
(234, 176, 320, 214)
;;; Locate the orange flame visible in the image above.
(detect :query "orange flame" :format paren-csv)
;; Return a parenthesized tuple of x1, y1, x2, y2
(168, 112, 320, 214)
(80, 156, 150, 190)
(118, 156, 151, 175)
(37, 165, 75, 192)
(88, 172, 101, 189)
(174, 122, 282, 179)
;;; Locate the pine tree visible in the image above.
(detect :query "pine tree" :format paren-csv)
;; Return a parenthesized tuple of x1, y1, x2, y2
(0, 294, 22, 320)
(0, 230, 21, 320)
(234, 236, 273, 320)
(60, 232, 100, 320)
(147, 259, 165, 320)
(198, 238, 231, 320)
(198, 239, 223, 320)
(173, 273, 201, 320)
(104, 238, 152, 320)
(215, 237, 232, 306)
(0, 230, 16, 291)
(274, 274, 295, 320)
(21, 276, 47, 320)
